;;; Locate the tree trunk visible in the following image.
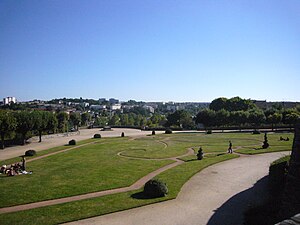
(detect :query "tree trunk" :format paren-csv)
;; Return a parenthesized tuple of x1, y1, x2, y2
(22, 133, 26, 145)
(1, 134, 4, 149)
(39, 131, 42, 142)
(280, 119, 300, 219)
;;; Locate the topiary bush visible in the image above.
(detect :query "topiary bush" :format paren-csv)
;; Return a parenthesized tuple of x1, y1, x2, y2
(121, 132, 125, 137)
(197, 147, 203, 160)
(262, 133, 269, 149)
(206, 129, 212, 134)
(143, 179, 168, 198)
(94, 134, 101, 138)
(152, 130, 156, 135)
(165, 129, 172, 134)
(253, 130, 261, 134)
(69, 139, 76, 145)
(25, 149, 36, 157)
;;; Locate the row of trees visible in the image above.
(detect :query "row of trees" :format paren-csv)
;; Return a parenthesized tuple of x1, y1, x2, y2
(0, 110, 89, 149)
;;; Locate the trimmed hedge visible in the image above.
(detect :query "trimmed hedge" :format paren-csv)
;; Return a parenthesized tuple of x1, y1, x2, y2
(93, 134, 101, 138)
(121, 132, 125, 137)
(143, 179, 168, 198)
(152, 130, 156, 135)
(269, 155, 290, 195)
(69, 139, 76, 145)
(25, 149, 36, 157)
(165, 129, 172, 134)
(206, 130, 212, 134)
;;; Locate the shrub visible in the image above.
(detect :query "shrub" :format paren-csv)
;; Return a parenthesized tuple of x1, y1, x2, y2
(206, 129, 212, 134)
(69, 139, 76, 145)
(94, 134, 101, 138)
(253, 130, 261, 134)
(152, 130, 156, 135)
(25, 149, 36, 157)
(143, 179, 168, 198)
(269, 155, 290, 195)
(165, 129, 172, 134)
(197, 147, 203, 160)
(121, 132, 125, 137)
(262, 133, 269, 149)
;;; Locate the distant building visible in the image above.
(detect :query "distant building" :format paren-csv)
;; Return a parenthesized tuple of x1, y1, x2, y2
(143, 105, 155, 113)
(111, 104, 122, 110)
(90, 105, 106, 110)
(3, 97, 16, 105)
(99, 98, 107, 104)
(109, 98, 119, 104)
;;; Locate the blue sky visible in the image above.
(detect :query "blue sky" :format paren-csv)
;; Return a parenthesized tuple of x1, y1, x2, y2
(0, 0, 299, 102)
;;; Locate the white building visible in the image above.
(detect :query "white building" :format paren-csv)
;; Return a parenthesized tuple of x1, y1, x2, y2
(111, 104, 122, 110)
(3, 97, 16, 105)
(90, 105, 106, 110)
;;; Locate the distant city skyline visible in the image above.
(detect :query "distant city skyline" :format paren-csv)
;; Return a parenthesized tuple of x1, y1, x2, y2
(1, 1, 299, 102)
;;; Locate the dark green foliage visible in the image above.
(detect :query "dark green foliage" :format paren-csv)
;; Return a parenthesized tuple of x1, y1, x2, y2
(269, 156, 289, 195)
(121, 132, 125, 137)
(143, 179, 168, 198)
(152, 130, 155, 135)
(197, 147, 203, 160)
(69, 139, 76, 145)
(252, 130, 261, 134)
(206, 129, 212, 134)
(165, 128, 172, 134)
(93, 134, 101, 138)
(262, 133, 269, 149)
(25, 149, 36, 156)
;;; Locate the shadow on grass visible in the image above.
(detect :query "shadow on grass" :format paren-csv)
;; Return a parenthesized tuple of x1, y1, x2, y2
(207, 176, 270, 225)
(131, 191, 165, 200)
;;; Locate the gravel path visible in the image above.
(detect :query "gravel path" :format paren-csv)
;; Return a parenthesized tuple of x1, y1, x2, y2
(65, 151, 290, 225)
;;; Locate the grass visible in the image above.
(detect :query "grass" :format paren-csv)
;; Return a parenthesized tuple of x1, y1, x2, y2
(0, 132, 294, 224)
(0, 153, 238, 225)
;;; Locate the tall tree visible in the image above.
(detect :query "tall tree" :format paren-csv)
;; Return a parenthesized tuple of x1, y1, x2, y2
(69, 112, 81, 131)
(15, 111, 35, 145)
(195, 109, 216, 128)
(81, 112, 92, 126)
(56, 112, 69, 133)
(0, 110, 17, 149)
(267, 113, 282, 131)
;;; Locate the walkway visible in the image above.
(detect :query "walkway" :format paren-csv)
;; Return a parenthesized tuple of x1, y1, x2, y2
(65, 151, 290, 225)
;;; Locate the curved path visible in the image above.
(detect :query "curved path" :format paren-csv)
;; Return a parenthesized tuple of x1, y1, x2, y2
(0, 148, 194, 214)
(65, 151, 290, 225)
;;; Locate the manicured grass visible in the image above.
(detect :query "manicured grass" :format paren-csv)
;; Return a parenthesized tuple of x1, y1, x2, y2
(0, 153, 238, 225)
(0, 132, 293, 225)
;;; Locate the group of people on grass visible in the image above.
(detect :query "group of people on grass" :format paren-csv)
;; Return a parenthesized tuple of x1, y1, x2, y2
(0, 156, 32, 176)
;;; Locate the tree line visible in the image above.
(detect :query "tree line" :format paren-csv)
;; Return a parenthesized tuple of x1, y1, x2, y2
(0, 110, 90, 149)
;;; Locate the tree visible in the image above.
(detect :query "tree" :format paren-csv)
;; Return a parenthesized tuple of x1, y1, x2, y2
(81, 112, 91, 126)
(15, 111, 35, 145)
(108, 114, 120, 126)
(195, 109, 216, 128)
(167, 110, 194, 129)
(215, 109, 230, 127)
(267, 113, 282, 131)
(209, 97, 228, 111)
(32, 111, 57, 142)
(56, 112, 69, 133)
(248, 109, 266, 128)
(284, 113, 299, 126)
(0, 110, 17, 149)
(69, 112, 81, 131)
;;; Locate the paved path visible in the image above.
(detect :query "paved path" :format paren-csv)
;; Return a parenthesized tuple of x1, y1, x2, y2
(65, 151, 290, 225)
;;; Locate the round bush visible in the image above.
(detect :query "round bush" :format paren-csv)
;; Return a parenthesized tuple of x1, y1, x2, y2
(143, 179, 168, 198)
(206, 130, 212, 134)
(152, 130, 156, 135)
(94, 134, 101, 138)
(25, 149, 36, 157)
(121, 132, 125, 137)
(253, 130, 261, 134)
(69, 139, 76, 145)
(165, 129, 172, 134)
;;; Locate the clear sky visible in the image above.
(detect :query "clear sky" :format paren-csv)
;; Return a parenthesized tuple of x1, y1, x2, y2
(0, 0, 299, 102)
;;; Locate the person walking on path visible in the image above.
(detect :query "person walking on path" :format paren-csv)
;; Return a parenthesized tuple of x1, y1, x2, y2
(228, 141, 233, 154)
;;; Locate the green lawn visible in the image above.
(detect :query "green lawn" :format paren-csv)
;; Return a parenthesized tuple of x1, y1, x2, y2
(0, 132, 294, 224)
